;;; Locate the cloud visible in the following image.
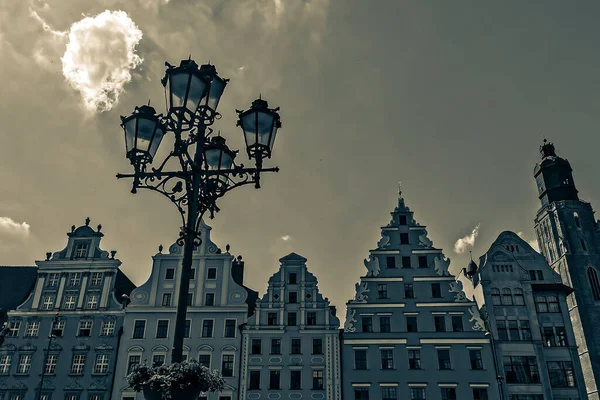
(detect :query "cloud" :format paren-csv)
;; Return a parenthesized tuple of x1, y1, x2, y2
(0, 217, 31, 238)
(454, 224, 480, 254)
(528, 240, 540, 252)
(29, 8, 66, 37)
(281, 235, 291, 241)
(61, 10, 143, 112)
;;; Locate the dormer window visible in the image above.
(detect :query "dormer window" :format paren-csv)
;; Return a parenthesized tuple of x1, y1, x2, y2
(74, 242, 89, 259)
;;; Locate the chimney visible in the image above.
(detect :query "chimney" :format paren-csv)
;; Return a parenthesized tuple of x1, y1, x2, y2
(232, 256, 245, 286)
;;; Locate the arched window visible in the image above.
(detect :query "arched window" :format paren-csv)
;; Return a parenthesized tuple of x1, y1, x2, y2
(491, 288, 501, 306)
(588, 267, 600, 301)
(513, 288, 525, 305)
(502, 288, 513, 306)
(574, 212, 581, 228)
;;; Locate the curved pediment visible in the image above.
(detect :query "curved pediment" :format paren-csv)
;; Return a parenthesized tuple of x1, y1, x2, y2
(198, 345, 214, 352)
(127, 345, 145, 352)
(221, 345, 237, 352)
(152, 345, 168, 352)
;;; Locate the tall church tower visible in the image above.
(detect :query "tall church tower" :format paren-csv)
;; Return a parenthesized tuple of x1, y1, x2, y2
(534, 139, 600, 400)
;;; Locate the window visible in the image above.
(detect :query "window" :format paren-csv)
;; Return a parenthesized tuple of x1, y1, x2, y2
(221, 355, 234, 377)
(269, 370, 280, 390)
(74, 242, 89, 259)
(441, 388, 456, 400)
(271, 338, 281, 354)
(47, 355, 59, 374)
(187, 293, 193, 306)
(16, 355, 31, 374)
(380, 316, 391, 333)
(470, 349, 483, 370)
(198, 354, 210, 368)
(472, 388, 488, 400)
(41, 295, 54, 310)
(437, 349, 451, 369)
(354, 388, 369, 400)
(184, 320, 191, 338)
(535, 296, 549, 313)
(354, 349, 367, 369)
(47, 273, 60, 287)
(63, 294, 77, 310)
(290, 370, 301, 390)
(71, 354, 86, 374)
(588, 267, 600, 301)
(7, 320, 20, 337)
(362, 316, 373, 333)
(86, 294, 99, 310)
(548, 361, 576, 387)
(377, 284, 388, 299)
(205, 293, 215, 306)
(288, 312, 297, 326)
(51, 320, 64, 337)
(399, 215, 407, 225)
(574, 212, 581, 228)
(207, 268, 217, 279)
(312, 369, 324, 389)
(521, 320, 532, 341)
(267, 313, 277, 326)
(508, 320, 520, 341)
(156, 320, 169, 338)
(529, 270, 537, 281)
(93, 354, 110, 374)
(201, 320, 213, 338)
(503, 356, 540, 384)
(497, 320, 508, 341)
(382, 387, 397, 400)
(9, 396, 24, 400)
(133, 320, 146, 338)
(405, 284, 414, 299)
(249, 370, 260, 390)
(418, 255, 428, 268)
(89, 396, 102, 400)
(289, 292, 298, 303)
(548, 296, 560, 312)
(289, 273, 297, 284)
(291, 338, 302, 354)
(313, 338, 323, 354)
(386, 256, 396, 269)
(69, 272, 81, 286)
(434, 316, 446, 332)
(543, 326, 567, 347)
(152, 355, 165, 368)
(165, 268, 175, 279)
(307, 312, 316, 326)
(406, 316, 418, 332)
(224, 319, 236, 338)
(400, 233, 409, 244)
(78, 320, 92, 337)
(491, 288, 501, 305)
(513, 288, 525, 305)
(189, 268, 196, 280)
(127, 355, 141, 374)
(402, 256, 411, 268)
(25, 321, 40, 337)
(537, 270, 544, 280)
(90, 272, 102, 286)
(408, 349, 421, 369)
(431, 283, 442, 298)
(381, 349, 394, 369)
(410, 388, 425, 400)
(251, 339, 262, 355)
(502, 288, 513, 305)
(451, 316, 463, 332)
(0, 355, 11, 375)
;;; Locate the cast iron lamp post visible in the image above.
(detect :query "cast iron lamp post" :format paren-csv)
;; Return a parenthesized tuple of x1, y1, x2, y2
(117, 59, 282, 363)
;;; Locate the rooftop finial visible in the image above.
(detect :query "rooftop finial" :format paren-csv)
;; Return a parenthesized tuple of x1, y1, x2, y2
(85, 217, 90, 226)
(540, 138, 556, 158)
(398, 181, 403, 198)
(469, 250, 473, 261)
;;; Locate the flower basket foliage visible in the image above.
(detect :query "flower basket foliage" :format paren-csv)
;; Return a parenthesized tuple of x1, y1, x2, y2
(127, 359, 226, 400)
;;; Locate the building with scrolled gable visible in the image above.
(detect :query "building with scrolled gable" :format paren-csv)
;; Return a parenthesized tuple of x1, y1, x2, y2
(239, 252, 341, 400)
(112, 219, 258, 400)
(0, 218, 135, 400)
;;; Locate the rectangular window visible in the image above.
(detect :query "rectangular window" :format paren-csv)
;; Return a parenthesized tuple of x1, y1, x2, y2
(381, 349, 394, 369)
(93, 354, 110, 374)
(85, 294, 99, 310)
(251, 339, 262, 354)
(70, 354, 86, 375)
(184, 319, 191, 338)
(418, 255, 428, 268)
(508, 320, 520, 341)
(382, 387, 397, 400)
(74, 242, 88, 259)
(201, 320, 213, 338)
(400, 233, 409, 244)
(16, 355, 31, 374)
(165, 268, 175, 279)
(451, 316, 463, 332)
(224, 319, 236, 338)
(496, 320, 508, 341)
(404, 284, 414, 299)
(63, 294, 77, 310)
(41, 295, 54, 310)
(529, 270, 537, 281)
(0, 355, 11, 375)
(307, 312, 316, 326)
(408, 349, 421, 369)
(548, 296, 560, 312)
(470, 349, 483, 370)
(431, 283, 442, 298)
(548, 361, 576, 387)
(161, 293, 172, 306)
(44, 354, 57, 374)
(503, 356, 540, 384)
(47, 273, 60, 287)
(249, 370, 260, 390)
(25, 321, 40, 338)
(90, 272, 103, 286)
(410, 388, 425, 400)
(362, 316, 373, 333)
(133, 320, 146, 339)
(291, 338, 302, 355)
(221, 355, 234, 377)
(472, 388, 488, 400)
(156, 320, 169, 338)
(312, 370, 324, 390)
(267, 313, 277, 326)
(127, 355, 141, 374)
(402, 256, 411, 268)
(399, 215, 407, 225)
(386, 256, 396, 269)
(520, 320, 532, 341)
(535, 296, 549, 313)
(69, 272, 81, 286)
(406, 316, 418, 332)
(289, 272, 297, 284)
(313, 338, 323, 354)
(7, 321, 20, 337)
(207, 268, 217, 279)
(441, 388, 456, 400)
(377, 284, 388, 299)
(290, 370, 301, 390)
(354, 349, 367, 370)
(205, 293, 215, 306)
(152, 355, 165, 368)
(78, 320, 92, 337)
(51, 320, 64, 337)
(198, 354, 211, 368)
(434, 316, 446, 332)
(537, 270, 544, 280)
(271, 338, 281, 354)
(556, 326, 567, 346)
(354, 388, 369, 400)
(288, 312, 297, 326)
(269, 370, 280, 390)
(437, 349, 451, 370)
(289, 292, 298, 303)
(380, 316, 391, 333)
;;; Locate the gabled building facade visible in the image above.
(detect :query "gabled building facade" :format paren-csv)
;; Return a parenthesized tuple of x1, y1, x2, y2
(464, 231, 588, 400)
(112, 220, 258, 400)
(239, 252, 341, 400)
(532, 140, 600, 400)
(342, 191, 498, 400)
(0, 218, 135, 400)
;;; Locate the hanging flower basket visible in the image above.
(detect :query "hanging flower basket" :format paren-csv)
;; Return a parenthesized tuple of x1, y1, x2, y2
(127, 359, 225, 400)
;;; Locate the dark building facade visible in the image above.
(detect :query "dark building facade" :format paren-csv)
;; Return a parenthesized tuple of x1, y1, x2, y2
(533, 141, 600, 400)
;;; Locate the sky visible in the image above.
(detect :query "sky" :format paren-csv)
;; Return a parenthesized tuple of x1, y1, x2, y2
(1, 0, 600, 312)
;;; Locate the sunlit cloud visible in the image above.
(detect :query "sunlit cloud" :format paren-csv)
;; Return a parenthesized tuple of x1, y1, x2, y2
(281, 235, 291, 241)
(454, 224, 480, 254)
(29, 8, 66, 37)
(61, 10, 143, 112)
(0, 217, 31, 238)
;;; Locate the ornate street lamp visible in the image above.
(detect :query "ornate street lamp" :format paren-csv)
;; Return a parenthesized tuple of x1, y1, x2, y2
(117, 58, 282, 366)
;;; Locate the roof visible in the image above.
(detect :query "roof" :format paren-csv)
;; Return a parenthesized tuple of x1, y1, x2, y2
(115, 269, 136, 303)
(0, 266, 38, 315)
